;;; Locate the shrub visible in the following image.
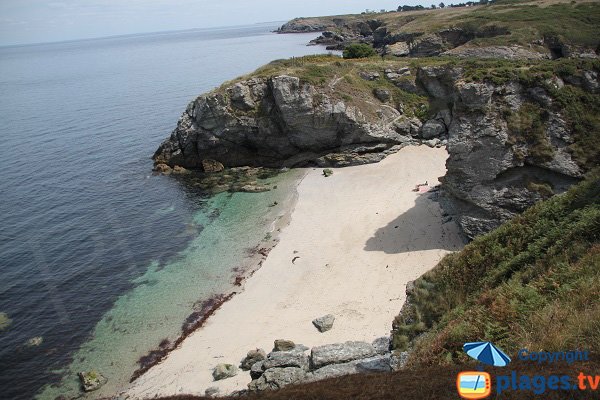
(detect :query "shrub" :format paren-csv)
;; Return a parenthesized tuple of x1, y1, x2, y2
(322, 169, 334, 177)
(343, 44, 377, 59)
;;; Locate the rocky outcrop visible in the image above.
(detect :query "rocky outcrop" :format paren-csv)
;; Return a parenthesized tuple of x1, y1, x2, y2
(154, 75, 416, 169)
(155, 62, 594, 239)
(247, 338, 398, 392)
(78, 371, 107, 392)
(415, 65, 585, 238)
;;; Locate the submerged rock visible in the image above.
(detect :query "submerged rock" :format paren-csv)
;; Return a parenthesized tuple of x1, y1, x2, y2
(312, 314, 335, 332)
(213, 363, 238, 381)
(78, 371, 107, 392)
(25, 336, 43, 347)
(0, 312, 11, 331)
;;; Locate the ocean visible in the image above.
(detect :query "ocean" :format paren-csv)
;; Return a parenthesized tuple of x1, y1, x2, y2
(0, 24, 330, 399)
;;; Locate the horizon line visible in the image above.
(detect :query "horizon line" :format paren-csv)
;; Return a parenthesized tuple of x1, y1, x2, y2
(0, 20, 289, 49)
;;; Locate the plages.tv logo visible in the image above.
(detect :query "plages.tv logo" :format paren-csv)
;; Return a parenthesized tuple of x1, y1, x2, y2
(456, 341, 511, 399)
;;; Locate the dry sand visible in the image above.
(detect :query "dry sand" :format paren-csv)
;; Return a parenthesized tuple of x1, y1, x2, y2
(125, 145, 465, 398)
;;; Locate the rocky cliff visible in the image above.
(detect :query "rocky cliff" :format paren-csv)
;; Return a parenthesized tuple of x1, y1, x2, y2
(155, 57, 598, 239)
(153, 63, 425, 169)
(278, 1, 600, 60)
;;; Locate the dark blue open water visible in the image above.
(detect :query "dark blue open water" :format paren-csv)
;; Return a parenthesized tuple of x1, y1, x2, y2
(0, 24, 328, 399)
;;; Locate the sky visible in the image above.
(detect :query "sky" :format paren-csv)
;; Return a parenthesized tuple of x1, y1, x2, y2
(0, 0, 443, 46)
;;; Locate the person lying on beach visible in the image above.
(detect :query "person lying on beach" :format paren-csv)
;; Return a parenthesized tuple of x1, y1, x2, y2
(413, 181, 429, 191)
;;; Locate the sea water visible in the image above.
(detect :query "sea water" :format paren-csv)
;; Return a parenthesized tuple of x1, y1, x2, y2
(0, 24, 329, 399)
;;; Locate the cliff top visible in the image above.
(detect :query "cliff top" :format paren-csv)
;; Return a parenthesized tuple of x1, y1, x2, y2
(279, 0, 600, 55)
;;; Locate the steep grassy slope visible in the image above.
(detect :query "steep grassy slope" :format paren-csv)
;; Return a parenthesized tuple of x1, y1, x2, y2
(392, 174, 600, 365)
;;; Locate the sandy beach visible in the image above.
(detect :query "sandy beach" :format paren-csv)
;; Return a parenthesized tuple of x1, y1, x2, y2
(125, 145, 465, 398)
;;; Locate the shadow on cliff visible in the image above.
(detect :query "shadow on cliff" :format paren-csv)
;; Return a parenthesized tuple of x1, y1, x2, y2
(364, 192, 462, 254)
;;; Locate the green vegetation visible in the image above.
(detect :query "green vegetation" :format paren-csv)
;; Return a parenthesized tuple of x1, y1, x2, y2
(322, 169, 334, 177)
(505, 102, 555, 163)
(221, 55, 598, 169)
(342, 44, 378, 59)
(392, 175, 600, 366)
(287, 0, 600, 51)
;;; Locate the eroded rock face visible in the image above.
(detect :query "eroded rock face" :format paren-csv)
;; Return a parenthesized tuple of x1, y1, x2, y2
(155, 64, 592, 239)
(418, 65, 584, 238)
(153, 75, 413, 169)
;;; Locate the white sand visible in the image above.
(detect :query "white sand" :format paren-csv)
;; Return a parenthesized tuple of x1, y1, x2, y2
(124, 146, 464, 398)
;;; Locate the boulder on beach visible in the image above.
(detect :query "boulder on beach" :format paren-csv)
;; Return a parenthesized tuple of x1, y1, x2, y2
(312, 314, 335, 333)
(263, 350, 309, 370)
(310, 341, 377, 369)
(372, 336, 391, 355)
(250, 360, 265, 380)
(240, 348, 267, 370)
(205, 386, 220, 397)
(248, 367, 306, 391)
(212, 363, 238, 381)
(273, 339, 295, 352)
(78, 371, 107, 392)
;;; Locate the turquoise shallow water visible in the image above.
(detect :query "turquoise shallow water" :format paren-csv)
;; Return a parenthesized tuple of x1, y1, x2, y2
(0, 23, 329, 399)
(38, 169, 306, 400)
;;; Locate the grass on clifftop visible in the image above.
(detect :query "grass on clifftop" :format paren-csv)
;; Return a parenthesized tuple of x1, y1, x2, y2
(392, 174, 600, 366)
(283, 0, 600, 50)
(221, 55, 599, 169)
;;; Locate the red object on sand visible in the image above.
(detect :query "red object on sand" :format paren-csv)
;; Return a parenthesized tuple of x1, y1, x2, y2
(418, 185, 430, 193)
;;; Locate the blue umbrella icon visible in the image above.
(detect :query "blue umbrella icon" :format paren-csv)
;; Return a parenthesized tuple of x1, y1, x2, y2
(463, 342, 511, 367)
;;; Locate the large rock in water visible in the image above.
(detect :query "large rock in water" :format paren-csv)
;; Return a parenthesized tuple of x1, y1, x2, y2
(310, 341, 377, 369)
(153, 75, 411, 169)
(78, 371, 107, 392)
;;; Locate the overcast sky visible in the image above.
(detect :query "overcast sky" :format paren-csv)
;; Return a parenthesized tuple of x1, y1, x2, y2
(0, 0, 444, 46)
